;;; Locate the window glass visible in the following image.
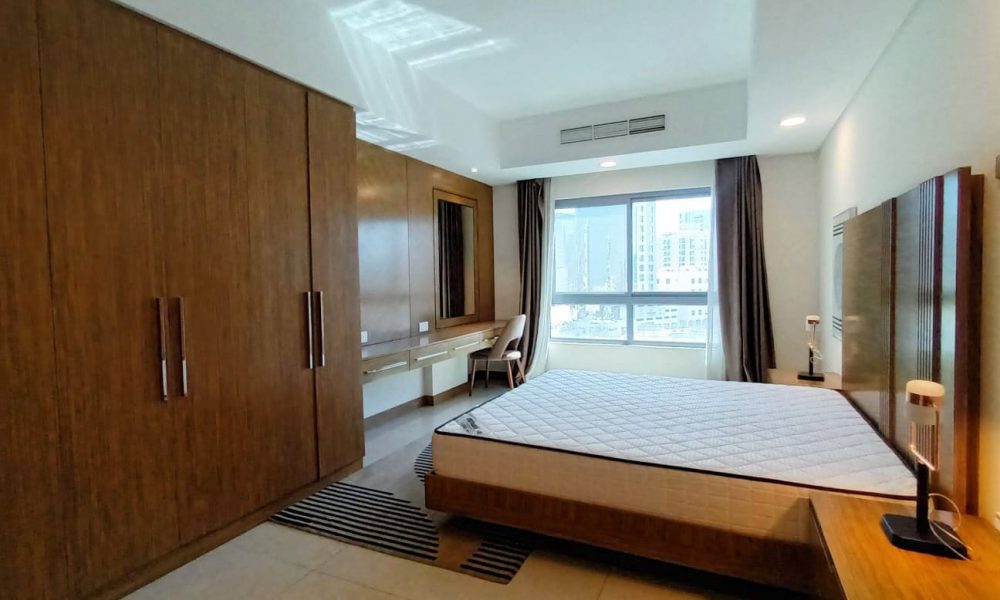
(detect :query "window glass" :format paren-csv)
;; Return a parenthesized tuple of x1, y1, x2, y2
(633, 304, 709, 345)
(632, 196, 711, 293)
(551, 304, 627, 341)
(554, 204, 627, 293)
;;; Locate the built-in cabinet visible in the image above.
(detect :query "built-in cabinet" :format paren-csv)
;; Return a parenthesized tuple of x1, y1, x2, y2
(2, 0, 362, 597)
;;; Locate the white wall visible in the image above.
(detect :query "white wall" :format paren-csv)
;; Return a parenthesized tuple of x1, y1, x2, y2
(547, 343, 706, 378)
(816, 0, 1000, 524)
(758, 153, 822, 371)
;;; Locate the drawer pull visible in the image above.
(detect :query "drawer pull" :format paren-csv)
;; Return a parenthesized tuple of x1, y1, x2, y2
(415, 350, 449, 362)
(364, 361, 408, 375)
(454, 341, 479, 351)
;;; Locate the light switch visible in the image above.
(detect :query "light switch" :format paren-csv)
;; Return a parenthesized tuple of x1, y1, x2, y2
(360, 331, 368, 344)
(419, 321, 429, 333)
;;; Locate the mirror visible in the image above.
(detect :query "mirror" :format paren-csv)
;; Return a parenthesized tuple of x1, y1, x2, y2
(435, 191, 477, 327)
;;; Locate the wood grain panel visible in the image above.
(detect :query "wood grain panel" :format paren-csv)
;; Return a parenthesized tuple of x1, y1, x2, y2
(242, 62, 318, 507)
(308, 92, 365, 476)
(357, 140, 410, 344)
(0, 0, 67, 596)
(893, 176, 942, 455)
(842, 200, 895, 437)
(938, 168, 982, 513)
(406, 158, 494, 335)
(38, 0, 178, 593)
(426, 473, 816, 594)
(158, 25, 259, 542)
(811, 492, 1000, 600)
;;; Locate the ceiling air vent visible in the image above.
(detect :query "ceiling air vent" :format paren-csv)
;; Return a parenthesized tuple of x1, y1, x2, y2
(560, 114, 666, 145)
(593, 120, 628, 140)
(628, 114, 666, 135)
(560, 125, 593, 144)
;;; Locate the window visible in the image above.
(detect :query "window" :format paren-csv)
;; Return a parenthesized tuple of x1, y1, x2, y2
(551, 188, 712, 347)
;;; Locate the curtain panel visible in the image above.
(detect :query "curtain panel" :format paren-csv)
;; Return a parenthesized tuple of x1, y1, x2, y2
(714, 156, 776, 382)
(517, 179, 547, 373)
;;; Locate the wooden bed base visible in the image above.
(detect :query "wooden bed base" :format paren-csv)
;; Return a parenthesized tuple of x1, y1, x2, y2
(425, 473, 821, 594)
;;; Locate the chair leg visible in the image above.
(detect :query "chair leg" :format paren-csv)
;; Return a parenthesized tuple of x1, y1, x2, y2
(506, 361, 515, 389)
(485, 361, 489, 388)
(469, 360, 478, 396)
(516, 359, 526, 385)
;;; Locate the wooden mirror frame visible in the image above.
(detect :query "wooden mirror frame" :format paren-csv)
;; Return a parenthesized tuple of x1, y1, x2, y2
(433, 189, 479, 329)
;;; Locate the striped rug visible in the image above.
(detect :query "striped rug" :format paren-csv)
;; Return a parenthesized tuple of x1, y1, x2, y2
(272, 439, 535, 584)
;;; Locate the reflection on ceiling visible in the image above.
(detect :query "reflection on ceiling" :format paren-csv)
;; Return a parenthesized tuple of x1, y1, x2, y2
(329, 0, 510, 70)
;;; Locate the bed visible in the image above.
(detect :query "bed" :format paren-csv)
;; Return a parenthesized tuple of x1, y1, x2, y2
(427, 370, 915, 591)
(425, 167, 983, 594)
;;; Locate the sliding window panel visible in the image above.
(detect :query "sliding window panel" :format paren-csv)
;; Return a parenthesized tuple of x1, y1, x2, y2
(0, 0, 67, 597)
(38, 0, 178, 594)
(308, 92, 365, 476)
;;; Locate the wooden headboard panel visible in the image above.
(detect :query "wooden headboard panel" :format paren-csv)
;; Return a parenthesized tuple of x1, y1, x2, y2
(842, 167, 983, 512)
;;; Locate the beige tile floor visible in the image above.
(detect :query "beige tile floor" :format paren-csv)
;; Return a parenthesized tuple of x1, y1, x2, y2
(128, 384, 770, 599)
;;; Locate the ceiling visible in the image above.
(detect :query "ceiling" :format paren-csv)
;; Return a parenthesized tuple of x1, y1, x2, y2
(409, 0, 753, 120)
(117, 0, 916, 185)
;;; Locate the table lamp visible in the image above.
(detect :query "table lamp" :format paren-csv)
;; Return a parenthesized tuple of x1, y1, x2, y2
(797, 315, 824, 381)
(880, 380, 968, 558)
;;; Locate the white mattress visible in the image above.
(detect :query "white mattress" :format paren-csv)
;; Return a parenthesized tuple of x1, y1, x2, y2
(433, 370, 915, 543)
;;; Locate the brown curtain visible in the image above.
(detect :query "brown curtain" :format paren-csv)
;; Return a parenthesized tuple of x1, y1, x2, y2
(715, 156, 776, 382)
(517, 179, 545, 370)
(438, 201, 465, 318)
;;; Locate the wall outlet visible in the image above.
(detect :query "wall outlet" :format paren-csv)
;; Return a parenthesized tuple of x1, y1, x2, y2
(418, 321, 429, 333)
(360, 330, 368, 344)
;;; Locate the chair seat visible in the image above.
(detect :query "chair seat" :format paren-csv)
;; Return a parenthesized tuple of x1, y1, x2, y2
(470, 348, 522, 360)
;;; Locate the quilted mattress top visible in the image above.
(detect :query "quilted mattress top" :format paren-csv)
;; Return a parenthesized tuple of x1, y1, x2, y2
(437, 370, 915, 497)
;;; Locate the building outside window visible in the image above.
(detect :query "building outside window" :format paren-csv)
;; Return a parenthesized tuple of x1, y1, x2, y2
(551, 187, 712, 347)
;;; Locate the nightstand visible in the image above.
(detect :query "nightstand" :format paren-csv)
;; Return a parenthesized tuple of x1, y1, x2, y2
(810, 492, 1000, 599)
(766, 368, 842, 390)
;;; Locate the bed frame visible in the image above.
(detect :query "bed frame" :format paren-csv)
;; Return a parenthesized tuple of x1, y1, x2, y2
(425, 167, 983, 594)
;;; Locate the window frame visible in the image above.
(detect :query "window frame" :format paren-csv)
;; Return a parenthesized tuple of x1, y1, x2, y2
(551, 187, 712, 348)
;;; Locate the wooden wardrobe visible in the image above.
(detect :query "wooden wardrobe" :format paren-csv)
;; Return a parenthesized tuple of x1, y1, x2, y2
(1, 0, 363, 597)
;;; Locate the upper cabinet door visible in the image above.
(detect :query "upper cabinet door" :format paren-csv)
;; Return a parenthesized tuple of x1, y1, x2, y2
(158, 29, 317, 541)
(308, 93, 365, 476)
(38, 0, 178, 594)
(0, 0, 67, 597)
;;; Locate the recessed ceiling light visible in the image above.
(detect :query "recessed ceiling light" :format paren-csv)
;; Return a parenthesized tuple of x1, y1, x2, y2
(600, 160, 617, 168)
(470, 167, 479, 173)
(780, 115, 807, 128)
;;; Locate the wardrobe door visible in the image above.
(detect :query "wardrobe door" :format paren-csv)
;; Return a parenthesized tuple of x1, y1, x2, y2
(243, 66, 317, 503)
(38, 0, 177, 595)
(159, 29, 317, 541)
(308, 93, 365, 476)
(0, 0, 67, 597)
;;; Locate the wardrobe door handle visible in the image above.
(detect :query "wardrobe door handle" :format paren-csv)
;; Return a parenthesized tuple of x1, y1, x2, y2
(156, 297, 168, 401)
(305, 292, 315, 369)
(317, 290, 327, 367)
(178, 297, 189, 396)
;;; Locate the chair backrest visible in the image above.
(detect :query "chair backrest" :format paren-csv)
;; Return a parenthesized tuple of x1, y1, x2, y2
(489, 314, 526, 360)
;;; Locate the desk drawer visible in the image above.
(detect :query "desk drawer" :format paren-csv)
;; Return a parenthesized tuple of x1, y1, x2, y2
(361, 351, 410, 383)
(409, 342, 453, 368)
(449, 333, 485, 355)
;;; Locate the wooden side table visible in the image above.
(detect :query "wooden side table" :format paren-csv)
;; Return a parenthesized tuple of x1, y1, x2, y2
(810, 492, 1000, 599)
(767, 368, 842, 390)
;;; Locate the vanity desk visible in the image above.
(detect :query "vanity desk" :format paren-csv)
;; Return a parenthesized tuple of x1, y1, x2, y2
(361, 320, 505, 384)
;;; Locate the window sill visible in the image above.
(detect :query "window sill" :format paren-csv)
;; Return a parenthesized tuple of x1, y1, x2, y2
(549, 339, 706, 350)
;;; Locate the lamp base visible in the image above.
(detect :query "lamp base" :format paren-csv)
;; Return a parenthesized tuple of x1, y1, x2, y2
(797, 371, 825, 382)
(880, 513, 968, 558)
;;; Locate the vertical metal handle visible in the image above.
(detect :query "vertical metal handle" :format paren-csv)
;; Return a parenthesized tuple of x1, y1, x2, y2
(156, 297, 168, 401)
(317, 291, 327, 367)
(305, 292, 315, 369)
(178, 297, 189, 396)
